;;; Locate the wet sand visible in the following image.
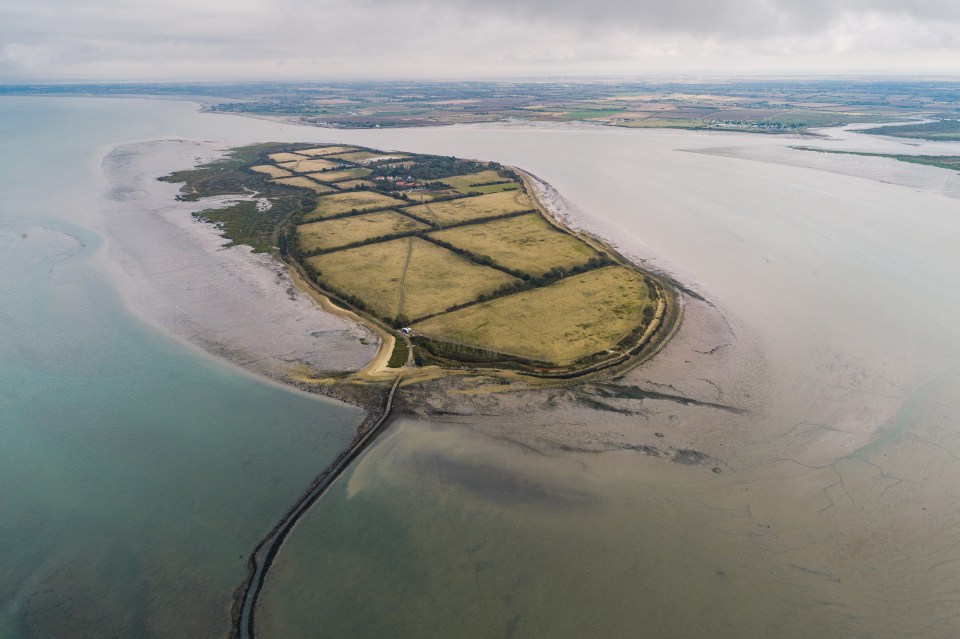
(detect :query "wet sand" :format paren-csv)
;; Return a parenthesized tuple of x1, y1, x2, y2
(96, 139, 378, 384)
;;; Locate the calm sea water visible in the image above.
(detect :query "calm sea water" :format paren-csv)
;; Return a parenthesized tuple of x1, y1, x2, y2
(0, 98, 368, 637)
(3, 97, 960, 638)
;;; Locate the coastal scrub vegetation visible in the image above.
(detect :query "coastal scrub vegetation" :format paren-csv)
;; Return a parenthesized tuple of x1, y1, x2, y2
(159, 143, 315, 251)
(865, 119, 960, 141)
(793, 146, 960, 172)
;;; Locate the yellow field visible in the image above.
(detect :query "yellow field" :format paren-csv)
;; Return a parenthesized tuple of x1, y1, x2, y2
(307, 237, 517, 320)
(403, 190, 534, 226)
(304, 191, 407, 221)
(267, 152, 310, 163)
(413, 266, 653, 365)
(429, 213, 598, 275)
(277, 158, 341, 173)
(307, 168, 372, 183)
(298, 146, 358, 156)
(335, 180, 376, 189)
(250, 164, 293, 179)
(439, 170, 518, 194)
(326, 151, 407, 164)
(297, 210, 429, 253)
(271, 176, 337, 194)
(401, 189, 457, 202)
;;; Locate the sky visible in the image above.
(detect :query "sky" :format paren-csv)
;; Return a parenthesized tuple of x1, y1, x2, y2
(2, 0, 960, 81)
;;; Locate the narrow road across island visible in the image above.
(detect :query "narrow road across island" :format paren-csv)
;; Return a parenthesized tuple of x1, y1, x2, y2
(233, 375, 404, 639)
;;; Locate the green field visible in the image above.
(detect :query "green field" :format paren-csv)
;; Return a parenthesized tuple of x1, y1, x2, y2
(558, 109, 626, 120)
(615, 118, 703, 129)
(413, 266, 654, 365)
(297, 210, 429, 253)
(298, 146, 358, 156)
(764, 110, 878, 126)
(429, 213, 598, 275)
(307, 237, 517, 321)
(304, 191, 407, 221)
(404, 190, 533, 226)
(439, 169, 519, 194)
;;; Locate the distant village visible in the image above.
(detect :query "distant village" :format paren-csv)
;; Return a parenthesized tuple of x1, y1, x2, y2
(705, 119, 807, 131)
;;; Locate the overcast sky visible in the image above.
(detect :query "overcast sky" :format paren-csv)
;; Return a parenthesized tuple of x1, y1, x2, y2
(2, 0, 960, 81)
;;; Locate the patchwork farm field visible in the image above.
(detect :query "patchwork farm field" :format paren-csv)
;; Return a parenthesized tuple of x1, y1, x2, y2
(250, 164, 293, 178)
(307, 237, 517, 321)
(413, 266, 654, 365)
(440, 169, 520, 194)
(401, 190, 455, 202)
(298, 146, 358, 156)
(277, 158, 341, 173)
(271, 176, 337, 193)
(336, 179, 375, 189)
(404, 190, 534, 226)
(225, 142, 674, 374)
(308, 168, 373, 182)
(297, 210, 428, 253)
(429, 212, 598, 275)
(304, 191, 407, 221)
(267, 152, 310, 163)
(327, 150, 406, 163)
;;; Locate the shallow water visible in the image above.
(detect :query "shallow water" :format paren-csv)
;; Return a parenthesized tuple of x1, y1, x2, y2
(4, 97, 960, 637)
(259, 419, 814, 638)
(250, 122, 960, 635)
(0, 98, 369, 637)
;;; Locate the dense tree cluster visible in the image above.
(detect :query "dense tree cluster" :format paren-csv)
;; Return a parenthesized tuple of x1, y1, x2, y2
(370, 155, 494, 181)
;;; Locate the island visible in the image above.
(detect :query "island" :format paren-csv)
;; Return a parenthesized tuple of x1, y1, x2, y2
(864, 118, 960, 141)
(162, 143, 680, 384)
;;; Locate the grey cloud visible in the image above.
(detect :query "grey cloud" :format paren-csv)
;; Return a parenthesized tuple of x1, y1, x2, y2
(407, 0, 960, 37)
(1, 0, 959, 79)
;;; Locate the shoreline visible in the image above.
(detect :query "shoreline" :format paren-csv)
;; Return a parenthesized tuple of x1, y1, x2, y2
(95, 139, 380, 407)
(102, 137, 694, 413)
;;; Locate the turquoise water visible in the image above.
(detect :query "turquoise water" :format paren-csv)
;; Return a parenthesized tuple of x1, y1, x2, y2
(0, 98, 364, 637)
